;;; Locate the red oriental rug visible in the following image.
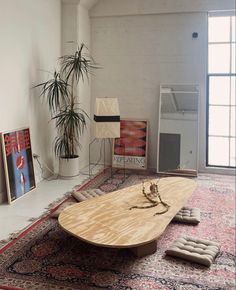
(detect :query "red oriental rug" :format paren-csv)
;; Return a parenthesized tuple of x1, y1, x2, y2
(0, 171, 235, 290)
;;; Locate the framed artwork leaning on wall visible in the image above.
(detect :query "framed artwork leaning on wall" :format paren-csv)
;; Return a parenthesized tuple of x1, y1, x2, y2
(1, 127, 36, 204)
(112, 119, 148, 170)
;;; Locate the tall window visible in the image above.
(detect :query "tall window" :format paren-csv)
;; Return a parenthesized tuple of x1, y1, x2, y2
(207, 12, 236, 168)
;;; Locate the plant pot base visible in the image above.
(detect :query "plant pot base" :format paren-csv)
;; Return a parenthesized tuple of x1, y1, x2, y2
(59, 157, 80, 178)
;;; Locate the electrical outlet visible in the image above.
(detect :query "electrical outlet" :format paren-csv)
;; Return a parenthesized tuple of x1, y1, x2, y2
(33, 153, 40, 159)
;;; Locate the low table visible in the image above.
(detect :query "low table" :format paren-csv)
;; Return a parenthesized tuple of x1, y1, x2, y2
(58, 177, 196, 257)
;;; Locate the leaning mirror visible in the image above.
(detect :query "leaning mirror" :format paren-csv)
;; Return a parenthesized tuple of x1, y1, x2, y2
(157, 84, 199, 177)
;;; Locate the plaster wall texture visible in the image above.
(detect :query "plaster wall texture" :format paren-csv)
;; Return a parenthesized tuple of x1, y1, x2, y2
(61, 2, 79, 55)
(0, 0, 61, 202)
(78, 4, 92, 169)
(0, 0, 93, 203)
(90, 0, 235, 172)
(62, 1, 92, 170)
(91, 12, 207, 169)
(91, 0, 235, 17)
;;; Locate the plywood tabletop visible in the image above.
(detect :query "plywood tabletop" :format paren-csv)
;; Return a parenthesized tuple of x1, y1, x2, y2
(58, 177, 196, 248)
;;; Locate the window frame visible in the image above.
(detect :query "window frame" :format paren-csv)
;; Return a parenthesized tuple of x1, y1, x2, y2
(206, 11, 236, 169)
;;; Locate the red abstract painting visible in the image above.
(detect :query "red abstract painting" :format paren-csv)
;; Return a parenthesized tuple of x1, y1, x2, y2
(1, 127, 36, 203)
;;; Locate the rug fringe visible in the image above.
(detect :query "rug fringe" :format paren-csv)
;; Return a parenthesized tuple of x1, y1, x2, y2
(44, 191, 72, 211)
(0, 228, 29, 248)
(27, 174, 93, 222)
(0, 173, 101, 249)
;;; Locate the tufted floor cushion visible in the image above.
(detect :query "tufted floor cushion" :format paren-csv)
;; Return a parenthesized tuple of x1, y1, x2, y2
(172, 206, 201, 224)
(72, 188, 105, 202)
(165, 235, 220, 267)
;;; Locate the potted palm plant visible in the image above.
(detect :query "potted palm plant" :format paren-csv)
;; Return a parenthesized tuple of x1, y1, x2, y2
(34, 43, 97, 177)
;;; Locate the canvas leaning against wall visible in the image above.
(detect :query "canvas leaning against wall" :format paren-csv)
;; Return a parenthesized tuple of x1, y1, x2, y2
(112, 119, 148, 170)
(1, 128, 36, 203)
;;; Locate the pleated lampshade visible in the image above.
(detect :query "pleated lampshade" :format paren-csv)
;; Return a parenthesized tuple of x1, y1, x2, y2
(94, 98, 120, 138)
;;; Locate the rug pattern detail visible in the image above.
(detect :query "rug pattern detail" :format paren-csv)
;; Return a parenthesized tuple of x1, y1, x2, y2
(0, 172, 235, 290)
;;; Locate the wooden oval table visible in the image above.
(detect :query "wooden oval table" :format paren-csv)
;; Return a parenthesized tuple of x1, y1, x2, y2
(59, 177, 197, 257)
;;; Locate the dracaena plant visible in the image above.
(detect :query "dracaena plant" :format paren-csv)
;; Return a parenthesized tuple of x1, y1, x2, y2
(34, 43, 97, 158)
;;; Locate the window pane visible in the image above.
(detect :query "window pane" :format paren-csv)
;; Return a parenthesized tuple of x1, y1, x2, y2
(231, 76, 236, 106)
(230, 138, 236, 167)
(208, 137, 229, 166)
(232, 16, 235, 42)
(231, 43, 235, 73)
(230, 106, 235, 137)
(208, 44, 230, 73)
(208, 16, 230, 42)
(209, 106, 229, 136)
(209, 76, 230, 105)
(207, 14, 235, 169)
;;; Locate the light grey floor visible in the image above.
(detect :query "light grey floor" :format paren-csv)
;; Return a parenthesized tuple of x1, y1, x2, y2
(0, 165, 102, 241)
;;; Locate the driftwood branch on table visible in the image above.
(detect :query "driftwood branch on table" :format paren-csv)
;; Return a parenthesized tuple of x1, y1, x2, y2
(129, 180, 170, 215)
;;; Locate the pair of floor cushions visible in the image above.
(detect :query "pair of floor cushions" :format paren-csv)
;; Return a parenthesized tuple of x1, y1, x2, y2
(168, 206, 220, 266)
(52, 189, 220, 266)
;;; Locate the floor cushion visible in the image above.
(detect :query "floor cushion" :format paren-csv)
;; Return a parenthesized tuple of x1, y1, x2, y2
(165, 235, 220, 267)
(172, 206, 200, 224)
(72, 188, 105, 202)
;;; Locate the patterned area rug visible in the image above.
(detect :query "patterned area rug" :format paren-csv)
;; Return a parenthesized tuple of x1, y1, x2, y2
(0, 171, 235, 290)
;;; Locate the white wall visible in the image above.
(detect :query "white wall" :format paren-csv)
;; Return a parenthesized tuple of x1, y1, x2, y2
(0, 0, 61, 202)
(61, 1, 78, 55)
(78, 4, 92, 169)
(90, 0, 235, 171)
(91, 12, 207, 169)
(91, 0, 235, 17)
(61, 1, 92, 170)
